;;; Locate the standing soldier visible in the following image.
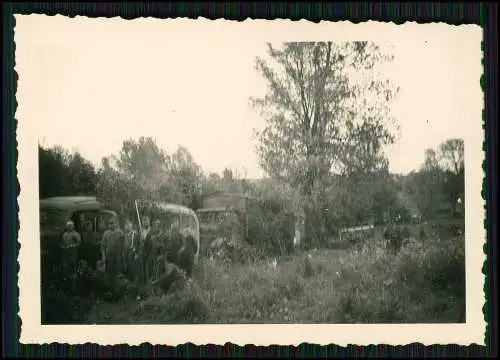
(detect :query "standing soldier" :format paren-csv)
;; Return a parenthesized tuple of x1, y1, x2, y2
(60, 220, 82, 281)
(175, 232, 197, 278)
(148, 219, 164, 283)
(77, 213, 87, 232)
(80, 220, 95, 268)
(138, 216, 151, 285)
(123, 219, 140, 282)
(100, 216, 125, 282)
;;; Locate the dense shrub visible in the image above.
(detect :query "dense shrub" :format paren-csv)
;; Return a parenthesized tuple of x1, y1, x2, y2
(246, 199, 295, 256)
(205, 237, 264, 265)
(133, 281, 209, 324)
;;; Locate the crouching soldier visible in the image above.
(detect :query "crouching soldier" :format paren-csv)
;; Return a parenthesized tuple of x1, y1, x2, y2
(151, 261, 188, 296)
(101, 217, 125, 282)
(69, 259, 114, 300)
(72, 259, 97, 296)
(91, 260, 116, 301)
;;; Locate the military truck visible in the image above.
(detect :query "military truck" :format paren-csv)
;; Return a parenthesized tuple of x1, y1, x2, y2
(39, 196, 119, 274)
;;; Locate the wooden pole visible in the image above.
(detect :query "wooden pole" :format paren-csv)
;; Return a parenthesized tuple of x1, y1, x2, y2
(135, 200, 144, 239)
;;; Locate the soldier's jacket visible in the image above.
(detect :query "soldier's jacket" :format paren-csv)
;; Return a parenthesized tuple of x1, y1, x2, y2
(123, 230, 140, 257)
(101, 229, 125, 256)
(141, 230, 155, 259)
(61, 230, 81, 249)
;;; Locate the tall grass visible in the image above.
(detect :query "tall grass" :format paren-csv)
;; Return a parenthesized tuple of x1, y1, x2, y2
(194, 223, 465, 324)
(74, 223, 465, 324)
(335, 227, 465, 323)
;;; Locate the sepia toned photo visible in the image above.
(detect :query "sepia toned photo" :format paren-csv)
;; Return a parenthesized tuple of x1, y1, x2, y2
(16, 16, 485, 345)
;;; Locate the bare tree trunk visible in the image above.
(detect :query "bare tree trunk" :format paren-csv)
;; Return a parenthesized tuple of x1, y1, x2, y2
(301, 171, 315, 249)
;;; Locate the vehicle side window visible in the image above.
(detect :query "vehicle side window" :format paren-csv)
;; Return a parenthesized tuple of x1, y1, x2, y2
(189, 216, 197, 232)
(202, 213, 212, 223)
(180, 214, 190, 230)
(40, 209, 70, 229)
(164, 214, 177, 230)
(97, 212, 115, 232)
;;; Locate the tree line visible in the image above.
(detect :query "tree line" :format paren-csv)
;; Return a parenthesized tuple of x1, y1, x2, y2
(39, 135, 463, 249)
(402, 138, 465, 220)
(39, 138, 250, 214)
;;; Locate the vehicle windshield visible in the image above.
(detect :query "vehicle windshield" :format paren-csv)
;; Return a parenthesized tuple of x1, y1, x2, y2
(135, 210, 176, 230)
(163, 213, 179, 230)
(135, 202, 200, 234)
(40, 209, 70, 229)
(198, 211, 234, 226)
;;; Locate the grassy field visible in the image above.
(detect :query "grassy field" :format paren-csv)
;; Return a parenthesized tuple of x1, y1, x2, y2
(76, 221, 465, 325)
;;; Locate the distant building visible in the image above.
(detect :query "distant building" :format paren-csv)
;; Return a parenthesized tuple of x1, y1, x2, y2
(201, 191, 255, 213)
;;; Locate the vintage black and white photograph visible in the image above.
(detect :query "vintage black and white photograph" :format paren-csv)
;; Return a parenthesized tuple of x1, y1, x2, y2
(16, 16, 485, 345)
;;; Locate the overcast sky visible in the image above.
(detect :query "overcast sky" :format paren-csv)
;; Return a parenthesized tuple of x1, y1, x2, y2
(16, 16, 481, 179)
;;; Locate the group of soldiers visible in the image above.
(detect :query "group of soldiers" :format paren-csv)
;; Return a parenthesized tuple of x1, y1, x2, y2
(59, 213, 197, 290)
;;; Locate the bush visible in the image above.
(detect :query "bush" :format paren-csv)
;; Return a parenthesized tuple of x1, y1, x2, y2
(205, 237, 264, 265)
(246, 199, 295, 256)
(134, 281, 209, 324)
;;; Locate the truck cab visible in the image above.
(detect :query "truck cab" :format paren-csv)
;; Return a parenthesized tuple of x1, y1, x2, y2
(39, 196, 119, 272)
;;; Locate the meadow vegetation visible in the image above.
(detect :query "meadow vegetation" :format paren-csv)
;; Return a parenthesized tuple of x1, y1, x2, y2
(75, 221, 465, 325)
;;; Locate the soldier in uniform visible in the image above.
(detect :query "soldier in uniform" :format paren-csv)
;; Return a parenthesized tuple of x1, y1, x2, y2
(100, 217, 125, 281)
(138, 215, 151, 285)
(123, 219, 140, 282)
(141, 217, 163, 285)
(60, 220, 82, 281)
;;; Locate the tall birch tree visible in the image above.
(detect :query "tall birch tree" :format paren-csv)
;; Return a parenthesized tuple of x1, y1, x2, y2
(251, 41, 399, 246)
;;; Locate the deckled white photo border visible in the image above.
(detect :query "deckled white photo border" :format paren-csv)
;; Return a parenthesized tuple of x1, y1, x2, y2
(15, 15, 486, 346)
